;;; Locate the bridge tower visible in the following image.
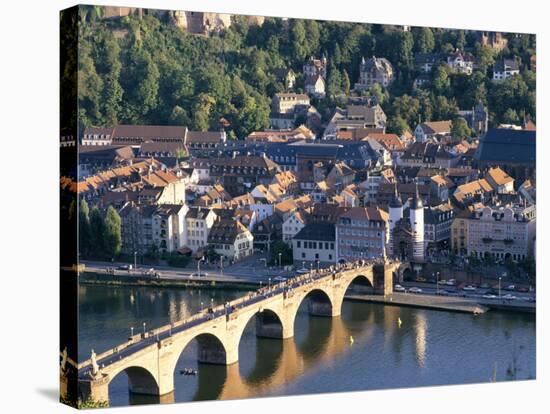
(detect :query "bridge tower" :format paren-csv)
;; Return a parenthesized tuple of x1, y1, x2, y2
(388, 184, 403, 258)
(410, 182, 425, 263)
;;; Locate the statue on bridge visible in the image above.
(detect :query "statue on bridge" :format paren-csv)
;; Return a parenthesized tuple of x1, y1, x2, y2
(90, 349, 100, 378)
(60, 346, 68, 374)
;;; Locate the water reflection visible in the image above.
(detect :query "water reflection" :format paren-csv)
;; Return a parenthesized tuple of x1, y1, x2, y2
(414, 313, 428, 368)
(78, 285, 536, 407)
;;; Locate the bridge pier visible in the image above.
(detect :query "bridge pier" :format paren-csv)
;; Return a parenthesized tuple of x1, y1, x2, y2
(79, 375, 110, 405)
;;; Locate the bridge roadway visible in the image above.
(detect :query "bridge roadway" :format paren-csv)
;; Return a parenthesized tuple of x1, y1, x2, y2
(70, 260, 397, 405)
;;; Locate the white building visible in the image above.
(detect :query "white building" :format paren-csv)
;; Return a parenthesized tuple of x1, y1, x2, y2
(409, 188, 425, 262)
(354, 56, 394, 91)
(282, 210, 307, 244)
(152, 204, 188, 254)
(493, 58, 520, 81)
(185, 207, 217, 253)
(292, 223, 336, 267)
(387, 187, 403, 258)
(466, 204, 536, 261)
(207, 219, 254, 261)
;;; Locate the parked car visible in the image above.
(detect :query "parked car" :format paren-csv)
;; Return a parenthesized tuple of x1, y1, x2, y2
(463, 285, 476, 291)
(394, 284, 406, 292)
(445, 279, 456, 286)
(273, 276, 287, 282)
(503, 294, 517, 300)
(505, 285, 516, 291)
(437, 290, 449, 296)
(118, 264, 131, 271)
(518, 287, 529, 293)
(409, 287, 423, 293)
(480, 283, 491, 289)
(415, 277, 427, 282)
(482, 294, 497, 299)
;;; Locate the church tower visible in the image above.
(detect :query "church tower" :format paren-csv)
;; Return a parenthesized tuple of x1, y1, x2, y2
(410, 182, 425, 262)
(388, 184, 403, 258)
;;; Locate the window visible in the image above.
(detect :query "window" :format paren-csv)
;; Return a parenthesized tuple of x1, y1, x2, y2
(302, 252, 305, 259)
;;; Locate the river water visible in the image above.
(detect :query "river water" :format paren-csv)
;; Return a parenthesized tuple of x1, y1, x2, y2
(78, 285, 536, 407)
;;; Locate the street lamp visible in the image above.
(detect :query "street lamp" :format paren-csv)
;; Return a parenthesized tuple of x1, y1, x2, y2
(130, 327, 134, 337)
(498, 276, 502, 299)
(436, 272, 440, 295)
(220, 256, 224, 277)
(210, 298, 214, 309)
(316, 259, 320, 272)
(197, 256, 204, 278)
(278, 252, 282, 269)
(268, 277, 271, 289)
(134, 251, 137, 271)
(142, 322, 146, 335)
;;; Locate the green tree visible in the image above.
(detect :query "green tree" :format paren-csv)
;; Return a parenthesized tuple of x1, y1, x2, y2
(271, 240, 293, 266)
(387, 116, 410, 135)
(78, 42, 103, 125)
(342, 70, 351, 96)
(431, 95, 458, 120)
(451, 117, 472, 138)
(368, 83, 389, 106)
(415, 27, 435, 53)
(456, 30, 466, 51)
(89, 206, 105, 257)
(502, 108, 520, 124)
(79, 199, 91, 257)
(431, 64, 450, 96)
(169, 105, 190, 126)
(290, 20, 308, 63)
(327, 65, 342, 98)
(473, 44, 496, 74)
(192, 93, 216, 131)
(103, 206, 122, 259)
(391, 94, 420, 127)
(120, 46, 160, 121)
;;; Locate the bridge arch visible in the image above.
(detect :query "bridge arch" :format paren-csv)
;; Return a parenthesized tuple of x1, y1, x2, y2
(107, 365, 160, 398)
(238, 307, 288, 341)
(295, 287, 334, 318)
(195, 333, 228, 364)
(342, 274, 375, 295)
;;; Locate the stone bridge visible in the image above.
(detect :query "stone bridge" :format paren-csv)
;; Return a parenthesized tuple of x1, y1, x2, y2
(69, 261, 398, 405)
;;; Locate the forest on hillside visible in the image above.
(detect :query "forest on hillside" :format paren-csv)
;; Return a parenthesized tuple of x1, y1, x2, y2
(75, 7, 536, 138)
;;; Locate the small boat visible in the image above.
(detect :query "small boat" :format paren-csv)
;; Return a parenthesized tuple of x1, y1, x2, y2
(397, 317, 403, 328)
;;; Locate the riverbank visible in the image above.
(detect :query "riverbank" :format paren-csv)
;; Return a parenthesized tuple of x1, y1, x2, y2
(79, 271, 535, 314)
(346, 293, 488, 314)
(79, 271, 259, 290)
(346, 292, 535, 314)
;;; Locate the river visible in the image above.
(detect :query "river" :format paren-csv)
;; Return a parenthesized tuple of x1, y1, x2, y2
(78, 284, 535, 406)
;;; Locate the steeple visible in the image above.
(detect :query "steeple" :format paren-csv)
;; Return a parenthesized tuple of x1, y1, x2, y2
(411, 180, 423, 210)
(389, 183, 402, 208)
